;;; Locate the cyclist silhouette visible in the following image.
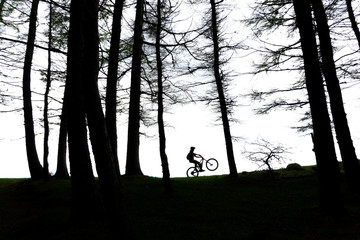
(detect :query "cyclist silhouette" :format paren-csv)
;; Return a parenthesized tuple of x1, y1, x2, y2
(186, 146, 204, 172)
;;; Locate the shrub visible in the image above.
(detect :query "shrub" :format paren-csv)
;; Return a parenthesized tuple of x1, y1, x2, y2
(286, 163, 304, 171)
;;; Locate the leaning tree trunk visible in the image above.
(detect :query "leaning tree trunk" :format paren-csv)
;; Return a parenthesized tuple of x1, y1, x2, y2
(293, 0, 343, 215)
(125, 0, 144, 176)
(156, 0, 172, 193)
(54, 97, 69, 179)
(345, 0, 360, 50)
(22, 0, 42, 180)
(311, 0, 360, 191)
(105, 0, 125, 179)
(210, 0, 238, 177)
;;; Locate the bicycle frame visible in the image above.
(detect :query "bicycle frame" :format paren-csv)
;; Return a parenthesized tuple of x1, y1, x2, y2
(195, 156, 205, 170)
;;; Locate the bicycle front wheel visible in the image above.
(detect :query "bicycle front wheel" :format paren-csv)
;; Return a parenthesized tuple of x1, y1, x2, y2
(206, 158, 219, 171)
(186, 167, 199, 177)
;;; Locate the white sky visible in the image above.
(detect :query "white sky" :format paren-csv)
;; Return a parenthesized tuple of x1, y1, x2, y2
(1, 65, 360, 178)
(0, 67, 339, 178)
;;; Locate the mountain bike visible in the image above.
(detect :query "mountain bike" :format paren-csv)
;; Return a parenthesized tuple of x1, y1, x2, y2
(186, 154, 219, 177)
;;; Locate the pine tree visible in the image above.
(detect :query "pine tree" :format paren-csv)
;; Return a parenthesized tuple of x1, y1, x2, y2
(293, 0, 343, 214)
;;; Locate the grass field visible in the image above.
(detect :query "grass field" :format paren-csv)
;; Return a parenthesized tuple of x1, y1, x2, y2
(0, 168, 359, 239)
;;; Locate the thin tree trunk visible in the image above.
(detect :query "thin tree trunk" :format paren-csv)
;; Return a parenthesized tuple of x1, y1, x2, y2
(311, 0, 360, 191)
(43, 0, 53, 181)
(293, 0, 343, 215)
(345, 0, 360, 50)
(156, 0, 172, 193)
(0, 0, 6, 22)
(105, 0, 125, 179)
(54, 97, 69, 179)
(125, 0, 144, 176)
(23, 0, 42, 180)
(210, 0, 237, 177)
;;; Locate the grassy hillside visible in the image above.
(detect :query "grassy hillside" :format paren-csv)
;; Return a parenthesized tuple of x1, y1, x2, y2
(0, 168, 359, 240)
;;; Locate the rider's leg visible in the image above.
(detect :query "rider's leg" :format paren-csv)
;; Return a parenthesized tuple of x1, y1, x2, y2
(195, 161, 204, 171)
(199, 161, 204, 171)
(193, 159, 203, 171)
(190, 160, 200, 171)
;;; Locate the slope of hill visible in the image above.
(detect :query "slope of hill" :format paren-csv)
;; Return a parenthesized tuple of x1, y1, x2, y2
(0, 169, 359, 239)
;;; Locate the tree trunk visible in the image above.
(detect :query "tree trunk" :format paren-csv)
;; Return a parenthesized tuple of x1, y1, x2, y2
(105, 0, 125, 179)
(81, 0, 131, 237)
(210, 0, 238, 177)
(311, 0, 360, 191)
(22, 0, 43, 180)
(66, 0, 103, 221)
(54, 97, 69, 179)
(345, 0, 360, 49)
(125, 0, 144, 176)
(293, 0, 343, 215)
(0, 0, 6, 22)
(43, 0, 53, 181)
(156, 0, 172, 193)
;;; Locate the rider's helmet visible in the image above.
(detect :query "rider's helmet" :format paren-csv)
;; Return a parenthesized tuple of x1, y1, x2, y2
(190, 146, 195, 150)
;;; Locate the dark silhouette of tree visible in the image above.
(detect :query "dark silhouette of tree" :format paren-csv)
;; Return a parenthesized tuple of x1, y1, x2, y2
(22, 0, 43, 180)
(345, 0, 360, 49)
(142, 0, 200, 189)
(182, 0, 240, 176)
(244, 0, 310, 128)
(244, 0, 360, 132)
(66, 0, 130, 237)
(244, 138, 288, 177)
(54, 100, 69, 179)
(0, 0, 5, 21)
(209, 0, 238, 177)
(43, 0, 54, 181)
(52, 0, 70, 179)
(293, 0, 343, 214)
(311, 0, 360, 191)
(105, 0, 125, 179)
(154, 0, 172, 193)
(0, 0, 70, 178)
(66, 0, 102, 221)
(82, 0, 126, 235)
(126, 0, 145, 176)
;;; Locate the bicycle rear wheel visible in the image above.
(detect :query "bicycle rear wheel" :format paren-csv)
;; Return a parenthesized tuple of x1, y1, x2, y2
(206, 158, 219, 171)
(186, 167, 199, 177)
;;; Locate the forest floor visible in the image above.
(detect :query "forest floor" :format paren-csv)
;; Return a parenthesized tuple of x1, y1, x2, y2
(0, 167, 360, 240)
